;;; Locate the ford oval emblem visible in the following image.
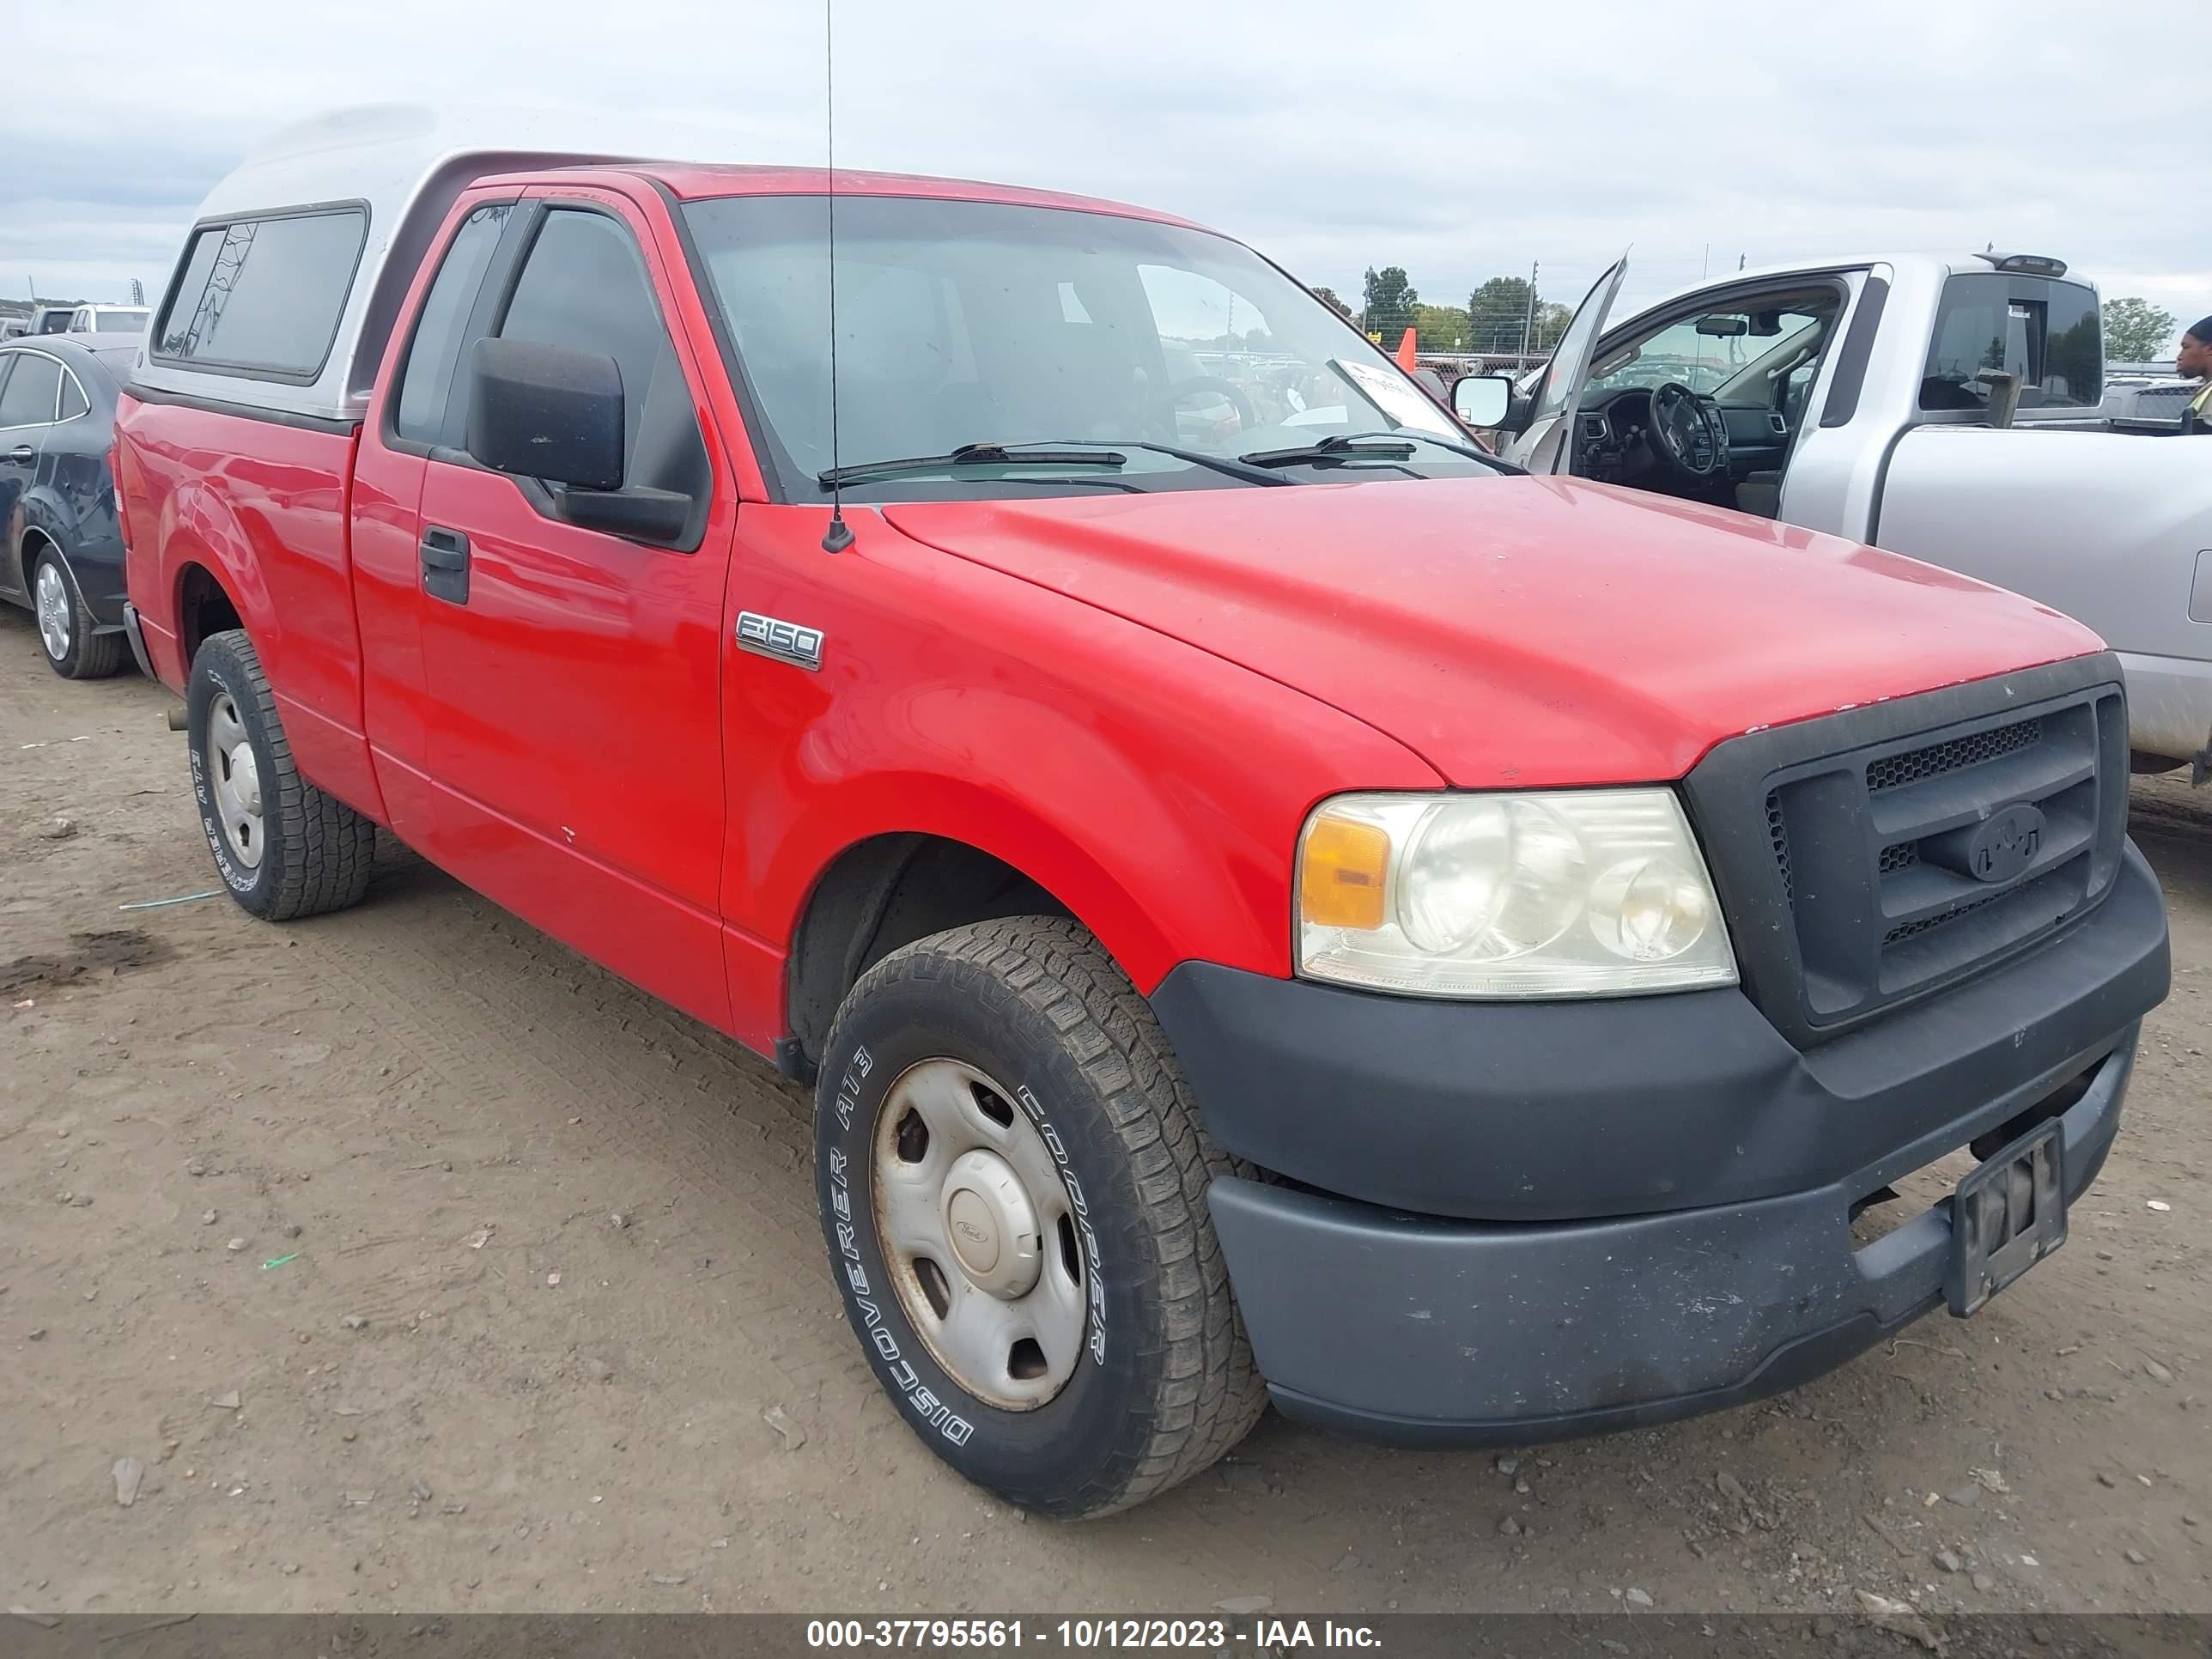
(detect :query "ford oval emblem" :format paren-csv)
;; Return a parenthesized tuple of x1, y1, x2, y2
(1967, 804, 2045, 884)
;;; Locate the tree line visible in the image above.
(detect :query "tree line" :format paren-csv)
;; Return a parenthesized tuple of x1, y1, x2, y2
(1310, 270, 2193, 370)
(1308, 266, 1573, 355)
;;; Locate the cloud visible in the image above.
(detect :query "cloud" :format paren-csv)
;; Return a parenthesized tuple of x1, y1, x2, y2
(3, 0, 2203, 339)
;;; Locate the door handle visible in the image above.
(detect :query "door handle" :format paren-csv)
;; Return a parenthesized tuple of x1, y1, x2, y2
(419, 526, 471, 605)
(7, 444, 32, 465)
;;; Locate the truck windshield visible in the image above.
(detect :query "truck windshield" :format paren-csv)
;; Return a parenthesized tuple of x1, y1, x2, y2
(1587, 305, 1829, 398)
(682, 194, 1485, 500)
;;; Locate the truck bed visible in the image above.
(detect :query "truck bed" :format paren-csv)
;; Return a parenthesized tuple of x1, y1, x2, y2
(1876, 424, 2212, 760)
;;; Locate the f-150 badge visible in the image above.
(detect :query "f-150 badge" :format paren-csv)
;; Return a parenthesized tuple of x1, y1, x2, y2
(737, 611, 824, 672)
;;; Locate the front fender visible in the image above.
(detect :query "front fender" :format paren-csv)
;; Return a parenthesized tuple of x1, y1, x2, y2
(708, 503, 1443, 1056)
(723, 654, 1437, 1058)
(763, 763, 1244, 1001)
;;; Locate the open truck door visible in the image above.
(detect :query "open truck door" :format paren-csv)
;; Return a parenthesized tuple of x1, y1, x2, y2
(1496, 253, 1627, 474)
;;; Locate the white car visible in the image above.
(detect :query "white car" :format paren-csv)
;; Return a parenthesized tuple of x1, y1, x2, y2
(66, 304, 150, 336)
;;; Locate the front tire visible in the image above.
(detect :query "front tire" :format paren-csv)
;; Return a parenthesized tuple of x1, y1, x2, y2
(815, 917, 1265, 1518)
(31, 546, 125, 679)
(186, 629, 377, 920)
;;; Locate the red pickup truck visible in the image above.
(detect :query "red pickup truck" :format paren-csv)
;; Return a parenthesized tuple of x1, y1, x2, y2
(114, 108, 2168, 1517)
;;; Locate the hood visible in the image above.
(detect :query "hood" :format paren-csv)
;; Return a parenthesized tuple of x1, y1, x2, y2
(882, 477, 2105, 787)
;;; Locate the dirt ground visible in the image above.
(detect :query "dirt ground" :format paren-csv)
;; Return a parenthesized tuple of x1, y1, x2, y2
(3, 610, 2207, 1620)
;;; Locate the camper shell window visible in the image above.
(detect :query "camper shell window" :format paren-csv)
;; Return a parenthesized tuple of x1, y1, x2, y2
(153, 205, 370, 382)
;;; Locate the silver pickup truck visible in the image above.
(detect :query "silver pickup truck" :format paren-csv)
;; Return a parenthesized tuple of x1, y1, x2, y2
(1455, 252, 2212, 776)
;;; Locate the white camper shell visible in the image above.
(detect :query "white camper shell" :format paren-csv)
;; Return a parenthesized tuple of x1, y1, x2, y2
(132, 106, 635, 424)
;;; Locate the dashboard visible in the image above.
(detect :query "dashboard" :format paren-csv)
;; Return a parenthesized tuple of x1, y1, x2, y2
(1571, 386, 1796, 504)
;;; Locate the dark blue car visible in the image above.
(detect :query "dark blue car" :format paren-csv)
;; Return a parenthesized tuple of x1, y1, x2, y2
(0, 334, 140, 678)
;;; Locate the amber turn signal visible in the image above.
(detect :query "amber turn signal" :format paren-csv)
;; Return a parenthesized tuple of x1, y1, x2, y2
(1298, 814, 1390, 931)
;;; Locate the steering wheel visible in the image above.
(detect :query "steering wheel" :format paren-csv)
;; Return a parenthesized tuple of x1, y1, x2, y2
(1646, 381, 1723, 480)
(1141, 376, 1257, 441)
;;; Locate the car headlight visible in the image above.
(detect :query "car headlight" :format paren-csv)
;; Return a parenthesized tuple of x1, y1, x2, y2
(1296, 790, 1737, 998)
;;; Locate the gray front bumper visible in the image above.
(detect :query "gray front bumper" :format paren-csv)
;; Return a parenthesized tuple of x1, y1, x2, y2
(1212, 1030, 2135, 1443)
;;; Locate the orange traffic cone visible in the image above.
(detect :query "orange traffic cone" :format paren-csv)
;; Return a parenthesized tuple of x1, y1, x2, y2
(1395, 327, 1419, 371)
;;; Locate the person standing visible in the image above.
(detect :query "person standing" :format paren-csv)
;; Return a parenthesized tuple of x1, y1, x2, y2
(2177, 317, 2212, 433)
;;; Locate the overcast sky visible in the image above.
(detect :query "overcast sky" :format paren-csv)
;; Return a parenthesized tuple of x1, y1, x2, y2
(6, 0, 2205, 353)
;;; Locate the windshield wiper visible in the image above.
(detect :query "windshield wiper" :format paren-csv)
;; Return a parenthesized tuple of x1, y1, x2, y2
(1082, 439, 1294, 486)
(951, 437, 1296, 485)
(819, 442, 1127, 489)
(1237, 430, 1518, 473)
(1239, 434, 1415, 467)
(821, 437, 1296, 492)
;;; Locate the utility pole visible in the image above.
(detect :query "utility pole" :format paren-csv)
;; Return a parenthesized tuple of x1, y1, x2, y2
(1737, 252, 1746, 270)
(129, 277, 144, 305)
(1520, 259, 1539, 357)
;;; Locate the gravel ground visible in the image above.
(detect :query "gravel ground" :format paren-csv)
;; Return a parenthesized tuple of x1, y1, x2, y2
(3, 611, 2206, 1617)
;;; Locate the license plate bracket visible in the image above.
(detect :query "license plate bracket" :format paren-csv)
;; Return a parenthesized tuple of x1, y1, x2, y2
(1946, 1120, 2065, 1317)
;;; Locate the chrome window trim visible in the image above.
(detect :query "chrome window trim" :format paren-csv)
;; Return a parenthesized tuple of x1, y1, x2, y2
(0, 344, 80, 431)
(55, 362, 91, 426)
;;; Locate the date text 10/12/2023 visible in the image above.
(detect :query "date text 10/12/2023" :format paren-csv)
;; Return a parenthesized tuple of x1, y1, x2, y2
(805, 1620, 1384, 1650)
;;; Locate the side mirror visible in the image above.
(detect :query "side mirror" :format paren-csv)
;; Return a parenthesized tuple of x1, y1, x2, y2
(465, 336, 625, 491)
(554, 483, 694, 542)
(1451, 373, 1513, 428)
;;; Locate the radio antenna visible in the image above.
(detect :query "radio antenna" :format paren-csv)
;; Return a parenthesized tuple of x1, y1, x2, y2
(819, 0, 854, 554)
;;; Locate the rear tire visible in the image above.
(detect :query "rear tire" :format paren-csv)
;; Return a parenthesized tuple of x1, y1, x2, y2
(31, 545, 125, 680)
(186, 629, 377, 920)
(815, 917, 1266, 1517)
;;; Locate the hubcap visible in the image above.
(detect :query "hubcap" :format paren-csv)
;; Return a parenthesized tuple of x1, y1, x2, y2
(872, 1059, 1088, 1410)
(205, 693, 264, 869)
(34, 562, 70, 661)
(940, 1148, 1042, 1297)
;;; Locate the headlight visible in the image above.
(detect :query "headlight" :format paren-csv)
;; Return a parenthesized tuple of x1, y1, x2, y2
(1296, 790, 1737, 998)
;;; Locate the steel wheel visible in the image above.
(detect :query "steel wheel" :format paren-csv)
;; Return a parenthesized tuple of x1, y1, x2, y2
(204, 692, 264, 869)
(872, 1058, 1088, 1410)
(34, 560, 70, 662)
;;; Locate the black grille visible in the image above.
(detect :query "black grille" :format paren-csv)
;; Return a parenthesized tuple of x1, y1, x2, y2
(1884, 887, 2001, 944)
(1683, 663, 2129, 1046)
(1867, 717, 2041, 793)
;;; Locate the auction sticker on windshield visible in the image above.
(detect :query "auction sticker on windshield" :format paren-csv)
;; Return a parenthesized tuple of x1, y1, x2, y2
(1335, 358, 1453, 434)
